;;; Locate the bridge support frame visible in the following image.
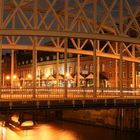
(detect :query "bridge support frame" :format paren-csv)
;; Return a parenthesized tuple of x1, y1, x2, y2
(0, 0, 3, 93)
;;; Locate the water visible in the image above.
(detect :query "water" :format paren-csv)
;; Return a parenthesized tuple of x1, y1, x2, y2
(0, 121, 140, 140)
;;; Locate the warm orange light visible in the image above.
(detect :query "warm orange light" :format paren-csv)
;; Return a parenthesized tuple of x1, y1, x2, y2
(6, 75, 10, 80)
(13, 75, 17, 80)
(27, 74, 32, 79)
(21, 121, 34, 127)
(66, 72, 70, 77)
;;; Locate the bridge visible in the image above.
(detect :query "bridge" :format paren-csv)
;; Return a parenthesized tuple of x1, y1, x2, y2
(0, 87, 140, 110)
(0, 0, 140, 110)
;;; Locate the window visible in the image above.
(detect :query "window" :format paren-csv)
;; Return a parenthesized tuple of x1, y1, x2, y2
(53, 55, 56, 60)
(60, 54, 64, 59)
(123, 72, 126, 78)
(109, 61, 112, 68)
(123, 61, 126, 67)
(22, 61, 24, 65)
(26, 60, 28, 64)
(69, 66, 73, 74)
(68, 53, 73, 58)
(40, 57, 43, 61)
(101, 64, 105, 72)
(85, 64, 88, 70)
(90, 64, 93, 72)
(46, 56, 49, 60)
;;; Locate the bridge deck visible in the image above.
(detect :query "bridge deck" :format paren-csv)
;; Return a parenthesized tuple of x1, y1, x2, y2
(0, 87, 139, 110)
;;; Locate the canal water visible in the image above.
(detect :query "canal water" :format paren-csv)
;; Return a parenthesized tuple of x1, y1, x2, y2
(0, 121, 140, 140)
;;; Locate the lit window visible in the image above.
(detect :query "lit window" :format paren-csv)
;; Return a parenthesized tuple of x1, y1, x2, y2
(22, 61, 24, 65)
(90, 64, 93, 72)
(40, 57, 43, 61)
(69, 66, 72, 74)
(46, 56, 49, 60)
(101, 64, 105, 72)
(26, 60, 28, 64)
(109, 61, 112, 68)
(123, 72, 125, 78)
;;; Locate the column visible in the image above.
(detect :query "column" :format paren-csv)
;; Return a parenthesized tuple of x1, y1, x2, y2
(64, 38, 68, 97)
(32, 0, 38, 98)
(64, 0, 68, 98)
(132, 62, 136, 88)
(93, 40, 97, 97)
(115, 42, 119, 88)
(119, 43, 123, 97)
(11, 50, 14, 88)
(115, 59, 118, 88)
(77, 54, 80, 87)
(0, 0, 3, 91)
(132, 46, 136, 89)
(33, 38, 37, 98)
(56, 52, 59, 87)
(97, 57, 100, 88)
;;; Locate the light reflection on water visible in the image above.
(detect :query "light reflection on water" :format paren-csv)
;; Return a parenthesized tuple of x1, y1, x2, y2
(0, 121, 140, 140)
(0, 124, 79, 140)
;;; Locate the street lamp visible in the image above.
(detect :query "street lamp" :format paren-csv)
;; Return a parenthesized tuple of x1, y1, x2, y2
(27, 74, 32, 79)
(4, 75, 10, 87)
(6, 75, 10, 80)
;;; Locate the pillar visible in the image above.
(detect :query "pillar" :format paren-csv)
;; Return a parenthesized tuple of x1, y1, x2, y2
(33, 38, 37, 98)
(77, 54, 80, 87)
(119, 43, 123, 97)
(0, 0, 3, 91)
(64, 38, 68, 97)
(32, 0, 38, 98)
(115, 42, 119, 88)
(11, 50, 14, 88)
(97, 57, 100, 88)
(115, 59, 118, 88)
(93, 40, 97, 97)
(132, 46, 136, 88)
(56, 52, 59, 87)
(64, 0, 68, 98)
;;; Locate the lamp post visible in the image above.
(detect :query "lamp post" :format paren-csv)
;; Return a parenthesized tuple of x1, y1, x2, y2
(4, 75, 10, 87)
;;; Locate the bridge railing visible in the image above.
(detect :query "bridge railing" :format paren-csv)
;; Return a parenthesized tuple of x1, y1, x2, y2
(0, 87, 140, 100)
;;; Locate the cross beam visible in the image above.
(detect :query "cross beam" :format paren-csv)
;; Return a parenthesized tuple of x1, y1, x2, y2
(0, 29, 140, 44)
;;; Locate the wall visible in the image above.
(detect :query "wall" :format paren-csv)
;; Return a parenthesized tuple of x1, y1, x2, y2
(63, 108, 140, 131)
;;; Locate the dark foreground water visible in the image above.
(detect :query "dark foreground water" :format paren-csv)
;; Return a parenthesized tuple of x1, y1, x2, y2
(0, 121, 140, 140)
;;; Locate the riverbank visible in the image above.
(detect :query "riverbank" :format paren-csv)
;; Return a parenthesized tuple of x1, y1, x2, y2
(63, 108, 140, 131)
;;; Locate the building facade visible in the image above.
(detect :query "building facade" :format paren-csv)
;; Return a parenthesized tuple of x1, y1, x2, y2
(2, 51, 140, 88)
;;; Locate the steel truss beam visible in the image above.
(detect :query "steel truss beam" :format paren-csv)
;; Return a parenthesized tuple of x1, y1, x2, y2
(2, 44, 140, 63)
(0, 29, 140, 44)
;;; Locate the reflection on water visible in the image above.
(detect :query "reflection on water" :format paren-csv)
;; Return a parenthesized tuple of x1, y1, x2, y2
(0, 121, 140, 140)
(0, 123, 79, 140)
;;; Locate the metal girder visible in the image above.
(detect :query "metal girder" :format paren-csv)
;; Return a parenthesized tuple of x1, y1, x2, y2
(0, 29, 140, 44)
(2, 44, 140, 63)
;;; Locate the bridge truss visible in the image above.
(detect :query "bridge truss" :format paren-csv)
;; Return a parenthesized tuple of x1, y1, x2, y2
(0, 0, 140, 100)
